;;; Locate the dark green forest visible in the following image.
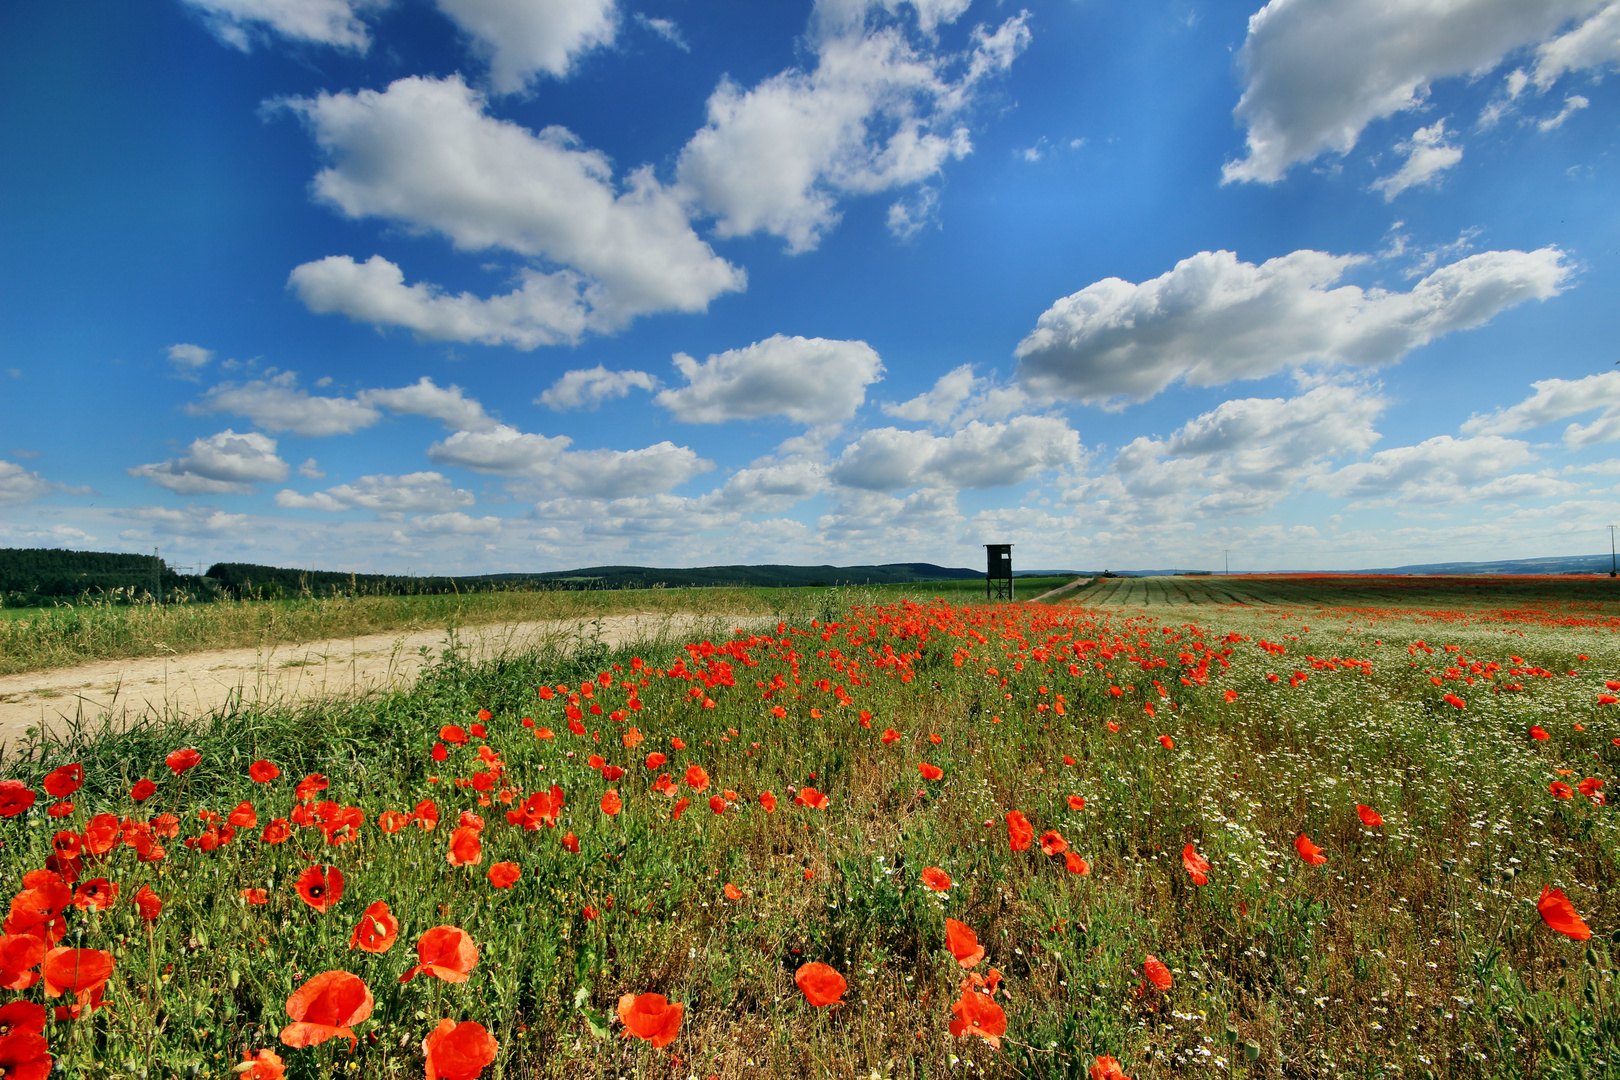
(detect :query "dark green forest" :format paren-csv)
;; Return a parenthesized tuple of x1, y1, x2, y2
(0, 548, 983, 607)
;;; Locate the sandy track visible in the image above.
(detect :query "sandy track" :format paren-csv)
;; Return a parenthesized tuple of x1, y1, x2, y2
(0, 613, 756, 751)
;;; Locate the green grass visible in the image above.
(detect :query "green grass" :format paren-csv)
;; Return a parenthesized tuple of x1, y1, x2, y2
(0, 582, 1036, 675)
(1, 590, 1617, 1079)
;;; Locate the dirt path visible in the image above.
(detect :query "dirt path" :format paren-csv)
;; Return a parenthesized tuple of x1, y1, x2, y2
(1027, 577, 1094, 603)
(0, 613, 757, 751)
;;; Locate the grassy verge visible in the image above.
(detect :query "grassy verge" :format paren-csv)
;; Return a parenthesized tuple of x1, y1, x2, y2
(0, 597, 1616, 1078)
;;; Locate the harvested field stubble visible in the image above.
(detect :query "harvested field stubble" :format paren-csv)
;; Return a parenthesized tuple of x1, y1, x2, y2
(0, 581, 1618, 1078)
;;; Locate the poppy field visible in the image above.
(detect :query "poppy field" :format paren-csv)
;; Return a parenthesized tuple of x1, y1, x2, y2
(1, 583, 1618, 1079)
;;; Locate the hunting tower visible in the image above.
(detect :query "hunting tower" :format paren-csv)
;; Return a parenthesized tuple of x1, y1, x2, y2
(984, 544, 1013, 602)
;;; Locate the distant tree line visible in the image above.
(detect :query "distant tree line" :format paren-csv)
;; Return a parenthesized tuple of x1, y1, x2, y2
(0, 547, 216, 607)
(1, 548, 985, 608)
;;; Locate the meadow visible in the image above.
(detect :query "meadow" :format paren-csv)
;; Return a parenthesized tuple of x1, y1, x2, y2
(0, 577, 1616, 1079)
(0, 580, 1076, 677)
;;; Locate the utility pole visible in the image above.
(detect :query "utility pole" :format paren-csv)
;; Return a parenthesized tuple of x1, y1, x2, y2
(1610, 525, 1616, 578)
(1224, 549, 1230, 577)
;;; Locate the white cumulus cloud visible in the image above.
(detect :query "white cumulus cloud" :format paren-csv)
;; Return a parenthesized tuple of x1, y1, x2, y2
(427, 424, 712, 498)
(1223, 0, 1607, 184)
(434, 0, 617, 93)
(283, 75, 745, 340)
(538, 365, 660, 410)
(129, 430, 289, 495)
(358, 376, 497, 432)
(831, 415, 1080, 492)
(0, 461, 52, 507)
(675, 10, 1028, 252)
(1315, 434, 1538, 502)
(276, 472, 475, 515)
(189, 373, 381, 437)
(656, 334, 884, 426)
(1015, 246, 1570, 407)
(1370, 120, 1463, 201)
(1463, 372, 1620, 447)
(182, 0, 387, 52)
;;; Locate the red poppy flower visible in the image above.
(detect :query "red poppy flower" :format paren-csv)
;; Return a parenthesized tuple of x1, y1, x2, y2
(249, 760, 280, 783)
(1039, 830, 1068, 857)
(0, 935, 45, 990)
(600, 790, 623, 817)
(1157, 735, 1173, 750)
(645, 752, 667, 770)
(1223, 689, 1238, 703)
(1294, 834, 1327, 865)
(794, 786, 830, 810)
(41, 947, 114, 1000)
(400, 926, 479, 984)
(228, 801, 258, 829)
(946, 918, 985, 968)
(617, 993, 683, 1048)
(795, 962, 847, 1006)
(1006, 811, 1034, 852)
(1064, 852, 1091, 875)
(1549, 781, 1574, 799)
(1537, 885, 1592, 940)
(446, 826, 483, 867)
(0, 1031, 51, 1080)
(440, 725, 469, 746)
(51, 831, 81, 862)
(1143, 955, 1172, 990)
(1106, 721, 1120, 733)
(130, 778, 157, 802)
(948, 990, 1007, 1050)
(280, 970, 374, 1049)
(1529, 725, 1550, 740)
(71, 879, 117, 913)
(1355, 804, 1383, 828)
(920, 867, 952, 891)
(487, 862, 521, 889)
(165, 748, 201, 775)
(348, 901, 398, 954)
(242, 888, 269, 906)
(261, 819, 291, 845)
(41, 765, 83, 800)
(295, 865, 344, 913)
(724, 883, 743, 900)
(918, 763, 944, 781)
(378, 811, 409, 834)
(1067, 795, 1086, 811)
(423, 1018, 498, 1080)
(684, 766, 710, 791)
(759, 790, 777, 813)
(1181, 843, 1209, 885)
(1090, 1055, 1129, 1080)
(133, 885, 162, 922)
(1443, 693, 1466, 709)
(294, 774, 329, 801)
(708, 795, 726, 814)
(0, 781, 37, 818)
(238, 1048, 286, 1080)
(562, 831, 580, 852)
(881, 728, 901, 744)
(0, 999, 47, 1037)
(414, 799, 440, 830)
(1579, 777, 1605, 798)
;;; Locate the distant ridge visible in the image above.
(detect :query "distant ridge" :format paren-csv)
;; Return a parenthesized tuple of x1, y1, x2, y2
(1355, 553, 1618, 576)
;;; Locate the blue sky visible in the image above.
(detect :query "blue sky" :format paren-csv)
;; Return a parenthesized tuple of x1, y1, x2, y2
(3, 0, 1619, 576)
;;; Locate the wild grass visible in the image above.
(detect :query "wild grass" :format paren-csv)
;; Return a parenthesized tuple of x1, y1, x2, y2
(1, 590, 1616, 1079)
(0, 588, 791, 676)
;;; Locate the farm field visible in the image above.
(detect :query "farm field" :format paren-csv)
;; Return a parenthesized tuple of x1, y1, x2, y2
(0, 581, 1077, 677)
(1078, 573, 1620, 613)
(0, 579, 1616, 1079)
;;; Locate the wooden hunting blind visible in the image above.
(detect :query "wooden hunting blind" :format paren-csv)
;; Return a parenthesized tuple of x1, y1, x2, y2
(984, 543, 1013, 602)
